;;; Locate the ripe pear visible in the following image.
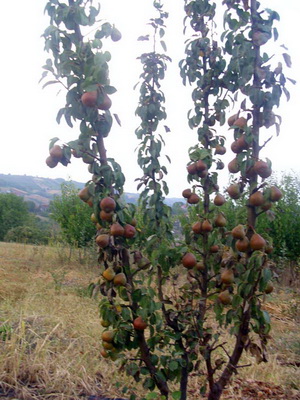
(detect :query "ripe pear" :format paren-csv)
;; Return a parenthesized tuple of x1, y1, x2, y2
(187, 163, 198, 175)
(231, 140, 243, 154)
(100, 349, 109, 358)
(253, 160, 272, 179)
(233, 117, 247, 129)
(202, 219, 213, 232)
(102, 341, 114, 350)
(198, 169, 208, 178)
(218, 290, 232, 305)
(260, 201, 272, 211)
(269, 186, 282, 202)
(96, 234, 110, 248)
(210, 245, 219, 253)
(221, 269, 234, 285)
(227, 184, 241, 200)
(110, 222, 125, 237)
(235, 237, 250, 252)
(195, 261, 205, 271)
(182, 253, 197, 269)
(232, 224, 245, 240)
(196, 160, 207, 172)
(182, 188, 192, 199)
(124, 224, 136, 239)
(100, 197, 116, 213)
(214, 193, 226, 206)
(46, 156, 58, 168)
(227, 113, 238, 126)
(187, 193, 200, 204)
(264, 281, 274, 294)
(215, 145, 226, 155)
(228, 158, 240, 174)
(50, 145, 64, 161)
(100, 210, 114, 222)
(192, 221, 202, 234)
(78, 186, 90, 202)
(133, 316, 148, 331)
(100, 319, 110, 328)
(102, 267, 116, 281)
(113, 273, 127, 286)
(250, 233, 266, 251)
(249, 191, 265, 207)
(214, 213, 227, 228)
(101, 330, 115, 343)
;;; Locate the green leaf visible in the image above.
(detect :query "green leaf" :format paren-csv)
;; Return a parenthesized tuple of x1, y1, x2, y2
(171, 392, 181, 400)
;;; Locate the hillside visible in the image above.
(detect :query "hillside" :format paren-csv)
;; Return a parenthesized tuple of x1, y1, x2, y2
(0, 174, 182, 208)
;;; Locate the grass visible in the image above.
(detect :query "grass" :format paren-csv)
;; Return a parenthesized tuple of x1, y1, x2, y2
(0, 242, 300, 399)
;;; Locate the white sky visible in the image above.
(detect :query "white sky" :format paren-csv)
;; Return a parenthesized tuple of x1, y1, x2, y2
(0, 0, 299, 197)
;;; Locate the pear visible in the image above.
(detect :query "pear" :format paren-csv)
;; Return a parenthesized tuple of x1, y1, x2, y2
(221, 269, 234, 285)
(232, 224, 245, 240)
(218, 290, 232, 305)
(103, 267, 116, 281)
(249, 191, 265, 207)
(253, 160, 272, 179)
(188, 193, 200, 204)
(227, 184, 241, 199)
(269, 186, 282, 202)
(110, 222, 125, 237)
(250, 233, 266, 250)
(214, 193, 226, 206)
(235, 237, 250, 252)
(182, 253, 197, 269)
(214, 213, 227, 228)
(182, 188, 192, 199)
(100, 197, 116, 213)
(202, 219, 213, 232)
(228, 158, 240, 174)
(192, 221, 202, 234)
(113, 273, 127, 286)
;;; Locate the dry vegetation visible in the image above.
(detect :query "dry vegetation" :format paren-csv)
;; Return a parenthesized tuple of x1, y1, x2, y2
(0, 242, 299, 400)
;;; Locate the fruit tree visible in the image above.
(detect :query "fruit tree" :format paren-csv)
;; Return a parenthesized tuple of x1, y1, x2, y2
(42, 0, 292, 399)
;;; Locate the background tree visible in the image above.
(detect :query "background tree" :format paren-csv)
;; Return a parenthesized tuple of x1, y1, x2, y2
(49, 182, 96, 247)
(0, 194, 33, 241)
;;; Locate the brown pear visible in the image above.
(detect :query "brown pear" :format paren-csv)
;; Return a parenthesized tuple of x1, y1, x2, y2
(196, 160, 207, 172)
(228, 158, 240, 174)
(100, 197, 116, 213)
(96, 234, 110, 248)
(235, 237, 250, 252)
(113, 273, 127, 286)
(50, 145, 64, 161)
(269, 186, 282, 202)
(182, 253, 197, 269)
(227, 113, 238, 126)
(221, 269, 234, 285)
(210, 245, 219, 253)
(100, 210, 114, 222)
(110, 222, 125, 237)
(233, 117, 247, 129)
(250, 233, 266, 250)
(187, 163, 198, 175)
(214, 213, 227, 228)
(133, 316, 148, 331)
(214, 193, 226, 206)
(227, 184, 241, 200)
(215, 145, 226, 155)
(253, 160, 272, 179)
(124, 224, 136, 239)
(46, 156, 58, 168)
(192, 221, 202, 234)
(182, 188, 192, 199)
(264, 281, 274, 294)
(260, 201, 272, 211)
(196, 261, 205, 271)
(236, 135, 248, 150)
(101, 330, 115, 343)
(188, 193, 200, 204)
(249, 191, 265, 207)
(198, 169, 208, 178)
(232, 224, 245, 240)
(231, 140, 243, 154)
(218, 290, 232, 305)
(202, 219, 213, 232)
(78, 186, 90, 202)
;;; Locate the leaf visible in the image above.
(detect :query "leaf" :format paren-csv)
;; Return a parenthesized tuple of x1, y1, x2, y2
(113, 113, 122, 126)
(137, 35, 149, 41)
(49, 137, 59, 151)
(160, 40, 167, 52)
(171, 391, 181, 400)
(282, 53, 292, 68)
(42, 80, 60, 89)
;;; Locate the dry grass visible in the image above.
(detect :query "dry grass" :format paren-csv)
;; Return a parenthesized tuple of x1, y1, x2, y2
(0, 242, 299, 400)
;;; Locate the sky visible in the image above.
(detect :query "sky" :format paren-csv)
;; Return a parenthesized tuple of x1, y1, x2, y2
(0, 0, 299, 198)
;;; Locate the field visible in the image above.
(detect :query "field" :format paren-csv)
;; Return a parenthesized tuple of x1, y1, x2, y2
(0, 242, 300, 400)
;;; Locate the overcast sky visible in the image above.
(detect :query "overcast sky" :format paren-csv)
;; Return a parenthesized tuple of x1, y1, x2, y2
(0, 0, 299, 197)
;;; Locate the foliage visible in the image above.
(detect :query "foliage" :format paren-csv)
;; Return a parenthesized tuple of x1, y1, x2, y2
(0, 194, 32, 241)
(49, 182, 96, 247)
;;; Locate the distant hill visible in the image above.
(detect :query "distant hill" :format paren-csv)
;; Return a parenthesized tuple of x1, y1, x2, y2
(0, 174, 182, 208)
